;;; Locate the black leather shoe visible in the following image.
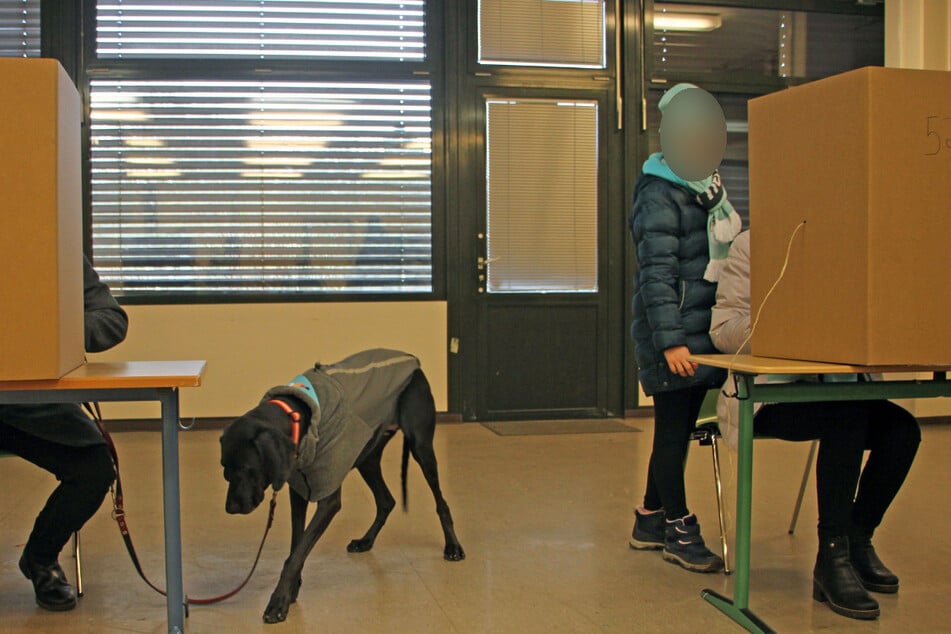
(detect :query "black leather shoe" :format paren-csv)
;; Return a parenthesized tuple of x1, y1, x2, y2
(849, 531, 899, 593)
(18, 553, 77, 612)
(813, 536, 879, 620)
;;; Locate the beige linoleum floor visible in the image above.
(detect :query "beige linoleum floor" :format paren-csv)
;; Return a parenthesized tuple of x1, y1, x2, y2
(1, 420, 949, 633)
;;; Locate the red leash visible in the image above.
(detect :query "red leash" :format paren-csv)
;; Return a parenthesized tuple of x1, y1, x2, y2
(83, 403, 278, 608)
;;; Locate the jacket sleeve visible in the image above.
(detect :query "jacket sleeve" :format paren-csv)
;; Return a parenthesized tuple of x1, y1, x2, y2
(631, 181, 685, 352)
(83, 255, 129, 353)
(709, 230, 750, 354)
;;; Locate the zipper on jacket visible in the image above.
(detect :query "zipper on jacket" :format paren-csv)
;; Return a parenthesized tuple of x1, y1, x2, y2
(678, 281, 686, 310)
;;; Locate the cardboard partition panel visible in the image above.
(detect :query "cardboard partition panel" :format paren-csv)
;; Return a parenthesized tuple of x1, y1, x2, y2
(0, 59, 85, 380)
(748, 66, 951, 366)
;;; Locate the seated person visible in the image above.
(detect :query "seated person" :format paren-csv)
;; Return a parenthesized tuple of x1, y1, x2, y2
(709, 230, 920, 621)
(0, 255, 127, 611)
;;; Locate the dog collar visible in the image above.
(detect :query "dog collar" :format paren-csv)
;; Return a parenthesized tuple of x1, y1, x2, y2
(268, 398, 301, 453)
(286, 373, 320, 408)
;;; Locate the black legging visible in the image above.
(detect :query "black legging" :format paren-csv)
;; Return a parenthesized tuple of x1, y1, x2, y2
(0, 422, 115, 565)
(755, 400, 920, 539)
(643, 385, 709, 519)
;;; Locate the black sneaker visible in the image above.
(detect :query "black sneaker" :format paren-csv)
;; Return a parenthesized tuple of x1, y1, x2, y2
(629, 508, 665, 550)
(662, 514, 724, 573)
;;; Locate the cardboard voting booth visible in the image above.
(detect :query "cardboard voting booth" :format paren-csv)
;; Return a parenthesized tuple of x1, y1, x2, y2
(0, 59, 85, 380)
(748, 66, 951, 366)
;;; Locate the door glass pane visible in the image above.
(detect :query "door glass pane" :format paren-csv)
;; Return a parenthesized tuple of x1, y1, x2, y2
(652, 3, 883, 81)
(485, 99, 598, 293)
(479, 0, 606, 68)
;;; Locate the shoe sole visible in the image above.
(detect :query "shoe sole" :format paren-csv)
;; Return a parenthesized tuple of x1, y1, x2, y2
(662, 549, 724, 573)
(861, 580, 899, 594)
(813, 584, 880, 620)
(629, 538, 664, 551)
(35, 597, 78, 612)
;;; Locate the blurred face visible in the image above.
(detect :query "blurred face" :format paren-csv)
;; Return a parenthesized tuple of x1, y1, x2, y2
(659, 88, 727, 182)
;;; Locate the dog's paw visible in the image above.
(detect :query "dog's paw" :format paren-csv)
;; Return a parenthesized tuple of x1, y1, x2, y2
(347, 538, 374, 553)
(444, 543, 466, 561)
(263, 593, 292, 624)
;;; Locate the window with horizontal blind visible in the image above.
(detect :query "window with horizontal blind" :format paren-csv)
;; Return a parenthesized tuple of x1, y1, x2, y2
(96, 0, 425, 61)
(88, 0, 434, 300)
(90, 80, 432, 297)
(0, 0, 39, 58)
(485, 99, 598, 293)
(652, 3, 883, 82)
(479, 0, 606, 68)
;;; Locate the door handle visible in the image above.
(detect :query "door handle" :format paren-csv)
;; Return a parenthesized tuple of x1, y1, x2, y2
(477, 256, 500, 270)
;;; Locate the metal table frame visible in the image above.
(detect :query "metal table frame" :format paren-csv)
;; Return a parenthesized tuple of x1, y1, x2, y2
(0, 362, 205, 634)
(688, 355, 950, 633)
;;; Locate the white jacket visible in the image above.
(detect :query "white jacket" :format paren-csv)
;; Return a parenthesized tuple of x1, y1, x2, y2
(708, 231, 765, 449)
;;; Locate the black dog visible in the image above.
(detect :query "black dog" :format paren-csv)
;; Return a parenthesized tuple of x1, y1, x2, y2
(220, 349, 464, 624)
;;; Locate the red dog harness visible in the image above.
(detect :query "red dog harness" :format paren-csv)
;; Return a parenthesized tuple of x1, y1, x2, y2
(268, 398, 301, 455)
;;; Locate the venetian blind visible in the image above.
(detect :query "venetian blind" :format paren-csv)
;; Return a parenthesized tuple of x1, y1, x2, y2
(0, 0, 39, 58)
(90, 0, 432, 299)
(89, 80, 433, 297)
(96, 0, 425, 61)
(479, 0, 606, 68)
(652, 3, 883, 81)
(485, 99, 598, 293)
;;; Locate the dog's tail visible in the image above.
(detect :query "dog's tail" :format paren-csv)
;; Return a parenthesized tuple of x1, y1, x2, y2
(401, 436, 410, 512)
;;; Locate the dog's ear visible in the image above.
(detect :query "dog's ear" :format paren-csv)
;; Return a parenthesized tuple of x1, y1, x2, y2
(254, 428, 295, 491)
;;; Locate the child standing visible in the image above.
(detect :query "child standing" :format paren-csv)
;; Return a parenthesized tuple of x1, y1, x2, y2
(627, 84, 739, 572)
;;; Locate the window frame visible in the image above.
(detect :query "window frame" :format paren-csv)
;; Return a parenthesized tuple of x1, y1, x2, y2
(75, 0, 447, 305)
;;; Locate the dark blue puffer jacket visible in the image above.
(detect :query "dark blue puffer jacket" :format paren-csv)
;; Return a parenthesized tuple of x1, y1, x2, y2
(629, 174, 726, 396)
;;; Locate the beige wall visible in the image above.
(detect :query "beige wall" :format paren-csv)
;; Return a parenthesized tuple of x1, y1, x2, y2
(89, 302, 448, 420)
(886, 0, 951, 71)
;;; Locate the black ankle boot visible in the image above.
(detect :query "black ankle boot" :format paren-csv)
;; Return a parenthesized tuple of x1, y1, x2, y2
(813, 536, 879, 620)
(849, 528, 899, 594)
(18, 552, 77, 612)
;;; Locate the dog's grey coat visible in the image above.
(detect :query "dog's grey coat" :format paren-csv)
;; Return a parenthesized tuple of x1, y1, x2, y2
(262, 349, 419, 501)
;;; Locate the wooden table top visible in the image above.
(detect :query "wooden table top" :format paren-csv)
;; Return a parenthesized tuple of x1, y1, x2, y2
(688, 354, 951, 376)
(0, 361, 207, 391)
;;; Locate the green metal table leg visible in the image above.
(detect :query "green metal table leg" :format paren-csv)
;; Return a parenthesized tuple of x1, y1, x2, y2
(702, 589, 775, 633)
(734, 382, 754, 608)
(702, 375, 772, 633)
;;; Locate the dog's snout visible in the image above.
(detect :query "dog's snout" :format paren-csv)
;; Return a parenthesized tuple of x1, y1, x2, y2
(226, 496, 256, 515)
(225, 477, 264, 515)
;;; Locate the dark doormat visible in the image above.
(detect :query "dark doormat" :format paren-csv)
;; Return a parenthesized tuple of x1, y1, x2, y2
(481, 419, 642, 437)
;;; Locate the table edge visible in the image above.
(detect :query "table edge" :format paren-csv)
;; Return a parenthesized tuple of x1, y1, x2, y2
(688, 354, 951, 375)
(0, 361, 207, 391)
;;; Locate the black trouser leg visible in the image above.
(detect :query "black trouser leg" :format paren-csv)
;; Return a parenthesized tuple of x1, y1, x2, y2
(850, 401, 920, 532)
(643, 385, 708, 519)
(755, 400, 918, 540)
(0, 422, 115, 564)
(756, 401, 866, 539)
